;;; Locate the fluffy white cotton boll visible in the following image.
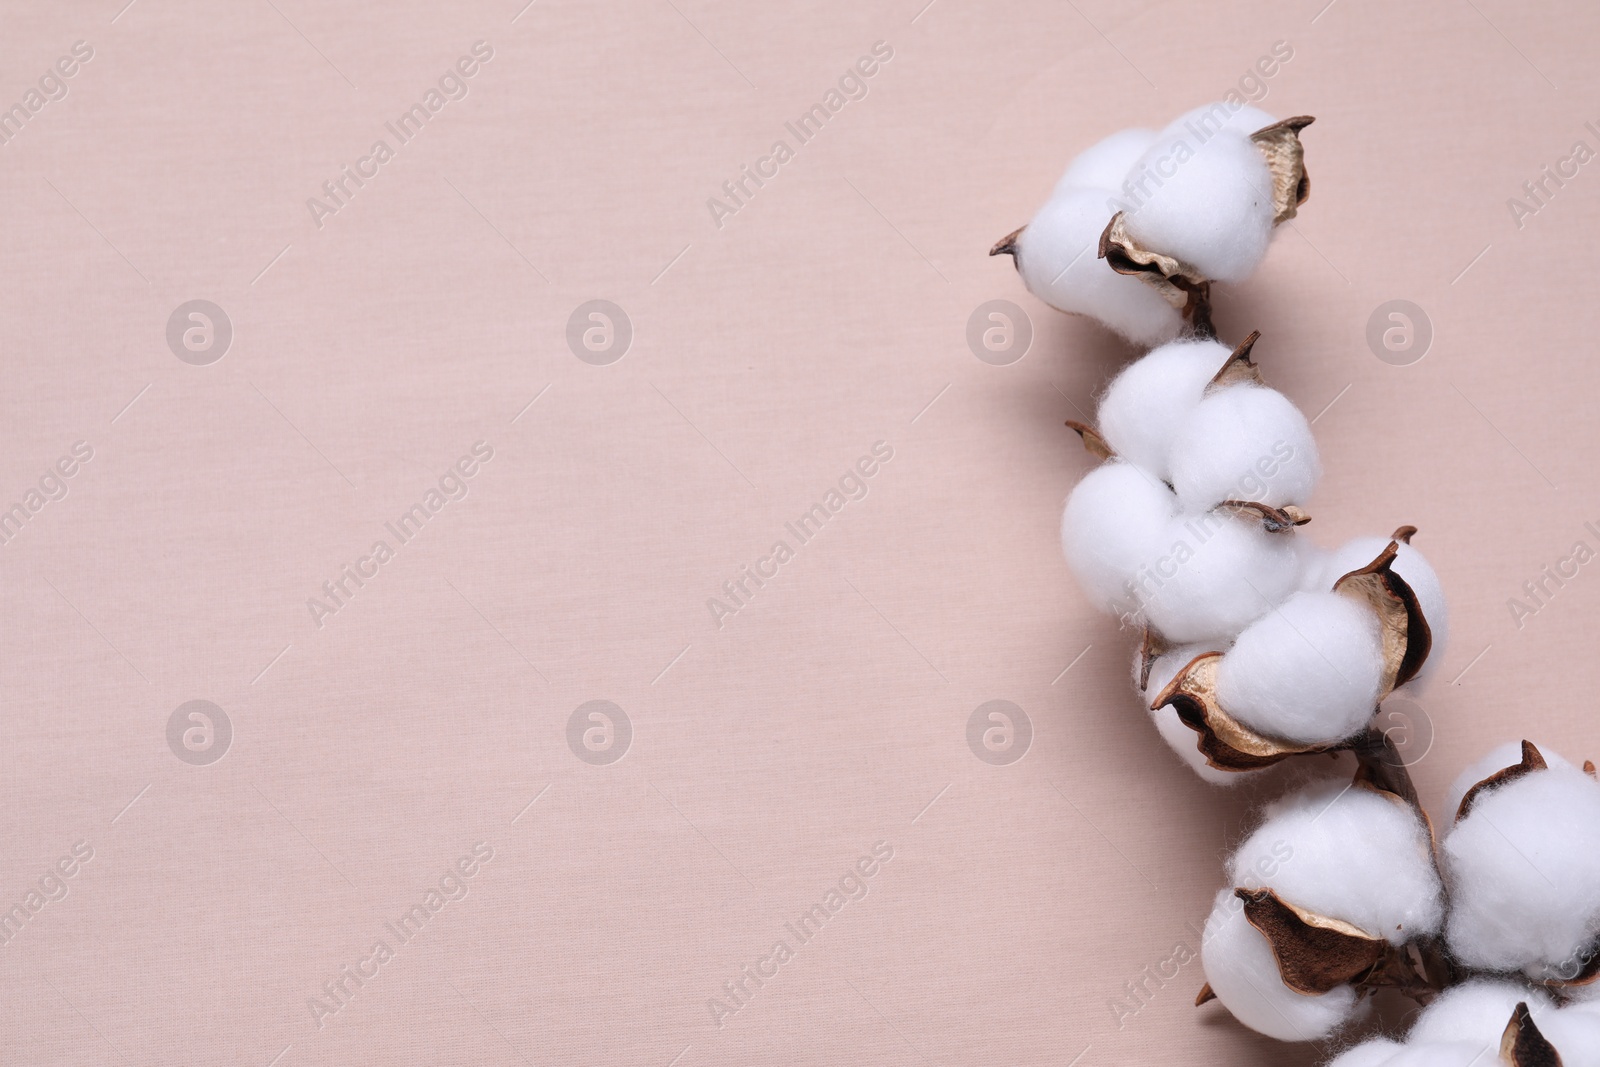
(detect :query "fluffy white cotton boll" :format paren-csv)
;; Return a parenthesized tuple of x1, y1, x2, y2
(1295, 540, 1332, 593)
(1015, 187, 1182, 346)
(1120, 128, 1276, 282)
(1096, 339, 1232, 481)
(1163, 101, 1278, 140)
(1382, 1043, 1510, 1067)
(1060, 461, 1178, 618)
(1200, 888, 1364, 1041)
(1168, 384, 1321, 512)
(1230, 781, 1445, 941)
(1215, 591, 1384, 745)
(1442, 740, 1576, 820)
(1137, 643, 1254, 786)
(1139, 514, 1300, 643)
(1327, 1039, 1404, 1067)
(1318, 537, 1449, 679)
(1408, 979, 1554, 1048)
(1443, 759, 1600, 979)
(1054, 128, 1159, 195)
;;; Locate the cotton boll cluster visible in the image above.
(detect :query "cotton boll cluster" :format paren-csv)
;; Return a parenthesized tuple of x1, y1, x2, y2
(1001, 102, 1302, 342)
(1442, 745, 1600, 983)
(1201, 782, 1444, 1042)
(1327, 980, 1600, 1066)
(1059, 337, 1319, 647)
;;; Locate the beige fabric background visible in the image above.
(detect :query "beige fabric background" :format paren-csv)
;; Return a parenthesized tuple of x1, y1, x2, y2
(1, 1, 1597, 1064)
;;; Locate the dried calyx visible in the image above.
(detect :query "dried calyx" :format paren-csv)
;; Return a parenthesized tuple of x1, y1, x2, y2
(1151, 537, 1431, 772)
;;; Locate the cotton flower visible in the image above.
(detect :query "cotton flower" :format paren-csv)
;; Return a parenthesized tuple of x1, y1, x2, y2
(1167, 381, 1321, 512)
(995, 103, 1310, 340)
(1201, 781, 1443, 1042)
(1442, 743, 1600, 982)
(1009, 186, 1182, 345)
(1059, 460, 1177, 617)
(1120, 124, 1277, 282)
(1095, 338, 1233, 482)
(1214, 591, 1385, 745)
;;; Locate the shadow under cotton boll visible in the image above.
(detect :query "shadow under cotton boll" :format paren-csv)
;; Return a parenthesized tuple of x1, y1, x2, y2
(1215, 591, 1385, 745)
(1120, 128, 1276, 283)
(1096, 338, 1234, 483)
(1013, 187, 1182, 346)
(1168, 384, 1321, 513)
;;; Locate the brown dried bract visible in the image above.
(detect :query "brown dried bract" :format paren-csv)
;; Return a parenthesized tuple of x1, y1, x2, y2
(1153, 652, 1331, 771)
(1235, 888, 1384, 995)
(1348, 726, 1423, 812)
(1501, 1002, 1564, 1067)
(1064, 419, 1115, 461)
(1333, 541, 1433, 695)
(1137, 627, 1171, 693)
(1194, 982, 1216, 1006)
(990, 226, 1024, 259)
(1250, 116, 1314, 225)
(1585, 759, 1596, 779)
(1214, 500, 1310, 533)
(1391, 524, 1418, 544)
(1209, 330, 1264, 391)
(1542, 944, 1600, 991)
(1457, 740, 1548, 823)
(1097, 212, 1215, 336)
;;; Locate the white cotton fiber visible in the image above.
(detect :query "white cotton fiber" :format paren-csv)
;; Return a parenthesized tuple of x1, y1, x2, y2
(1318, 537, 1449, 679)
(1215, 591, 1384, 745)
(1327, 1039, 1404, 1067)
(1230, 781, 1445, 942)
(1015, 186, 1182, 346)
(1168, 384, 1321, 512)
(1200, 887, 1363, 1041)
(1164, 102, 1278, 140)
(1381, 1043, 1510, 1067)
(1137, 643, 1251, 786)
(1408, 979, 1554, 1048)
(1060, 461, 1178, 617)
(1054, 127, 1158, 195)
(1443, 740, 1575, 820)
(1096, 339, 1231, 482)
(1295, 540, 1332, 593)
(1442, 758, 1600, 979)
(1138, 513, 1300, 643)
(1543, 1007, 1600, 1066)
(1120, 127, 1276, 282)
